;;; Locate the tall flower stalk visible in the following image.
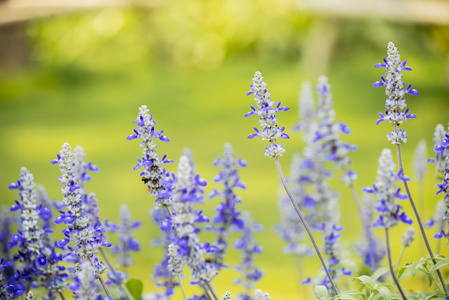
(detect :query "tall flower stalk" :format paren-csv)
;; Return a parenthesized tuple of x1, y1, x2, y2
(51, 143, 112, 298)
(234, 212, 263, 300)
(208, 143, 246, 271)
(245, 71, 338, 295)
(170, 156, 218, 300)
(363, 148, 411, 300)
(127, 105, 174, 212)
(373, 42, 447, 295)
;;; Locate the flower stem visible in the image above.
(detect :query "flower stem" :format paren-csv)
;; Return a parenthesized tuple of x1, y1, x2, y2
(205, 280, 219, 300)
(200, 281, 213, 300)
(58, 292, 66, 300)
(88, 256, 113, 299)
(385, 228, 407, 300)
(100, 248, 135, 300)
(178, 275, 187, 300)
(395, 246, 406, 274)
(396, 143, 448, 295)
(274, 157, 339, 295)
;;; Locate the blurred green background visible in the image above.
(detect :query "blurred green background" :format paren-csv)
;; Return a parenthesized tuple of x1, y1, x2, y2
(1, 0, 449, 298)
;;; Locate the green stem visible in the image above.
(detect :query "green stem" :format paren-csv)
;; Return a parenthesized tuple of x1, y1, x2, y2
(396, 142, 448, 295)
(58, 292, 66, 300)
(100, 248, 135, 300)
(88, 256, 113, 299)
(386, 228, 408, 300)
(274, 157, 339, 295)
(178, 275, 187, 300)
(205, 280, 219, 300)
(395, 246, 406, 274)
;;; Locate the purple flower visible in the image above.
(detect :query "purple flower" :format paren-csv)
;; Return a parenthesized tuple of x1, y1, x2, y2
(362, 149, 411, 228)
(170, 156, 217, 284)
(234, 212, 264, 298)
(51, 143, 108, 278)
(303, 224, 351, 294)
(106, 204, 141, 269)
(432, 123, 449, 241)
(314, 76, 357, 184)
(208, 143, 246, 270)
(245, 71, 290, 158)
(128, 105, 174, 208)
(374, 42, 418, 145)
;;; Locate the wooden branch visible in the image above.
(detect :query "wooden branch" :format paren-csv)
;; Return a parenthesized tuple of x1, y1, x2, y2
(0, 0, 159, 25)
(297, 0, 449, 25)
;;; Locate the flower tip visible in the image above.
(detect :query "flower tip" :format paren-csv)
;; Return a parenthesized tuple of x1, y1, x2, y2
(372, 81, 384, 88)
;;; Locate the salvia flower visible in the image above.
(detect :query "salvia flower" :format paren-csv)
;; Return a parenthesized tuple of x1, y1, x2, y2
(426, 200, 446, 232)
(171, 155, 217, 284)
(0, 207, 12, 261)
(107, 204, 141, 269)
(69, 260, 100, 299)
(429, 124, 449, 177)
(373, 42, 418, 144)
(234, 212, 263, 299)
(8, 167, 44, 289)
(314, 76, 357, 183)
(127, 105, 174, 208)
(302, 224, 351, 294)
(362, 149, 412, 228)
(253, 289, 270, 300)
(222, 291, 232, 300)
(294, 81, 315, 133)
(208, 143, 246, 270)
(167, 243, 183, 277)
(245, 71, 290, 158)
(150, 208, 178, 297)
(433, 124, 449, 240)
(51, 143, 109, 261)
(359, 194, 385, 271)
(0, 258, 23, 298)
(413, 139, 428, 182)
(401, 227, 415, 247)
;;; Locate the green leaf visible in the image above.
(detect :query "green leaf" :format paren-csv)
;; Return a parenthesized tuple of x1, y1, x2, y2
(354, 275, 377, 290)
(337, 294, 359, 300)
(338, 290, 364, 300)
(125, 278, 143, 300)
(430, 258, 449, 274)
(397, 266, 407, 279)
(372, 267, 389, 281)
(378, 287, 392, 300)
(315, 285, 329, 299)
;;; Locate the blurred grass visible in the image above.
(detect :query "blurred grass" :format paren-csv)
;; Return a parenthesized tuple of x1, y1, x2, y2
(1, 4, 449, 299)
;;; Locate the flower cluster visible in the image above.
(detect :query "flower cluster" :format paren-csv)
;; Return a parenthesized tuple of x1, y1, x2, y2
(69, 260, 100, 299)
(373, 42, 417, 145)
(8, 167, 44, 291)
(208, 143, 246, 270)
(170, 155, 217, 284)
(363, 148, 412, 228)
(314, 76, 357, 183)
(432, 123, 449, 240)
(401, 227, 415, 247)
(127, 105, 174, 208)
(245, 71, 290, 158)
(51, 143, 110, 260)
(234, 212, 263, 300)
(107, 204, 141, 269)
(302, 224, 351, 294)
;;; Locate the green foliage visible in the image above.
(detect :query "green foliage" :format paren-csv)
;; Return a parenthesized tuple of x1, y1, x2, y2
(125, 278, 143, 300)
(353, 275, 401, 300)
